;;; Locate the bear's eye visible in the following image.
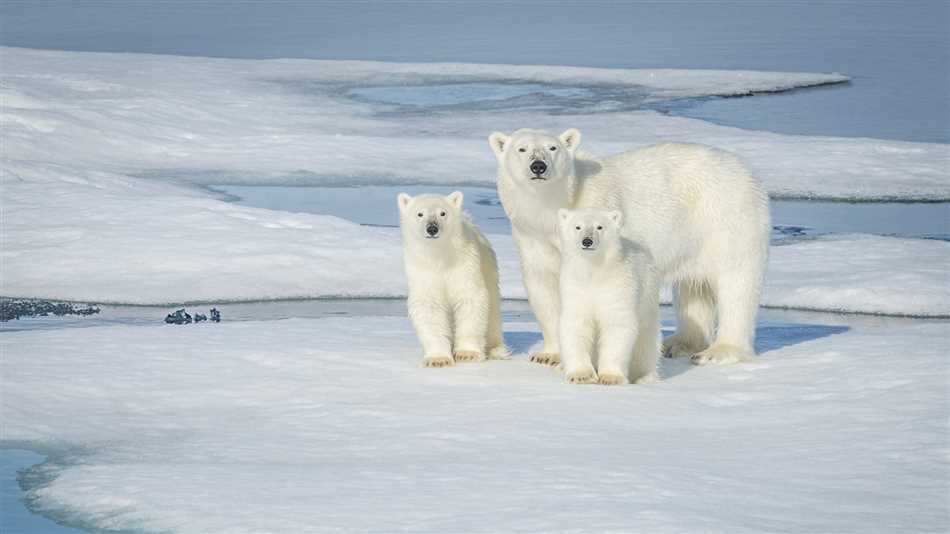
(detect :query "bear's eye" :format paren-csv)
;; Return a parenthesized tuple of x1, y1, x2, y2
(549, 146, 557, 151)
(440, 211, 446, 217)
(575, 225, 581, 230)
(518, 148, 526, 153)
(597, 225, 603, 230)
(417, 212, 423, 218)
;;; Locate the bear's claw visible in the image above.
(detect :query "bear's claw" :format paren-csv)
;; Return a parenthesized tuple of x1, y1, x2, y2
(453, 350, 485, 363)
(529, 352, 561, 366)
(598, 373, 627, 386)
(565, 366, 598, 384)
(422, 356, 455, 368)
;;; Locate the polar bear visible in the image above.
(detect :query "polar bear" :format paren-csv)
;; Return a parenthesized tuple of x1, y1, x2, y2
(489, 128, 770, 366)
(398, 191, 510, 367)
(557, 208, 659, 385)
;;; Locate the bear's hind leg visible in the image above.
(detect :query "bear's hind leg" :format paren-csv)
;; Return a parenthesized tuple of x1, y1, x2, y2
(692, 268, 760, 366)
(663, 280, 714, 358)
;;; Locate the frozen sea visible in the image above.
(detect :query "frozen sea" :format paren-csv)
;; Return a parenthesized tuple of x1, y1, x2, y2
(1, 2, 948, 533)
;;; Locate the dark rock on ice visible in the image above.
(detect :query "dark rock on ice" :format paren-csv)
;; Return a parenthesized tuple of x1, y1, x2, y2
(0, 298, 100, 322)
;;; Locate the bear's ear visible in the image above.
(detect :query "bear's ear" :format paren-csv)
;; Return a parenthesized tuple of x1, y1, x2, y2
(608, 210, 623, 227)
(447, 191, 464, 209)
(397, 193, 412, 213)
(488, 132, 510, 158)
(559, 128, 581, 152)
(557, 208, 571, 223)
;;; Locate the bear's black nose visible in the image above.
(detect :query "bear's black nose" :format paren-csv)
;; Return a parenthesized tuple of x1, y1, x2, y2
(426, 224, 439, 236)
(582, 237, 594, 248)
(530, 160, 547, 176)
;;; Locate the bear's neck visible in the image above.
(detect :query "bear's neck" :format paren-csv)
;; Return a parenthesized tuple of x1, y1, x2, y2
(403, 228, 467, 267)
(561, 243, 622, 279)
(500, 173, 577, 239)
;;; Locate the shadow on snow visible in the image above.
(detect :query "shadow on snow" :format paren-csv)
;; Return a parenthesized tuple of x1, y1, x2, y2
(504, 323, 850, 378)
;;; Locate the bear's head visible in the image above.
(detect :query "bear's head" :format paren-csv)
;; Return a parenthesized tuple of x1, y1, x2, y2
(557, 207, 623, 256)
(488, 128, 581, 187)
(397, 191, 464, 242)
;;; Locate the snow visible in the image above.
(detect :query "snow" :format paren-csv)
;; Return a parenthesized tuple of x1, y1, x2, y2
(2, 314, 947, 532)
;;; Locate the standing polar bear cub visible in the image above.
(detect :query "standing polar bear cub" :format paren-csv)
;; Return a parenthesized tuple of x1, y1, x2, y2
(490, 128, 770, 366)
(398, 191, 509, 367)
(557, 208, 659, 385)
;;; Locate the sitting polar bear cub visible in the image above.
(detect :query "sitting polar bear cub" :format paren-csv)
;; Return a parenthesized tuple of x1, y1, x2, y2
(398, 191, 509, 367)
(490, 128, 770, 367)
(557, 208, 659, 385)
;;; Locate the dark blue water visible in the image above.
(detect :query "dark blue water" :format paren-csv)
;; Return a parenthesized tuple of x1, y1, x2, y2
(1, 1, 947, 142)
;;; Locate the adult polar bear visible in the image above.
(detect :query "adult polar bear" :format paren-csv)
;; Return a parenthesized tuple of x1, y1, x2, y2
(489, 128, 770, 365)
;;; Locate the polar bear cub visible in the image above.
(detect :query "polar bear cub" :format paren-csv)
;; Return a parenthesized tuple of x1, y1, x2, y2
(557, 208, 659, 385)
(398, 191, 509, 367)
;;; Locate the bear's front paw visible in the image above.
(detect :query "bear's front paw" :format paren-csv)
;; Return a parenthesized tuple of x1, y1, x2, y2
(564, 365, 598, 384)
(422, 355, 455, 368)
(529, 352, 561, 366)
(597, 372, 628, 386)
(453, 350, 486, 363)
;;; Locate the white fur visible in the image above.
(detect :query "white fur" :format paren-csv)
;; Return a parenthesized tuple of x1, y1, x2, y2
(490, 128, 770, 366)
(398, 192, 509, 367)
(557, 208, 659, 385)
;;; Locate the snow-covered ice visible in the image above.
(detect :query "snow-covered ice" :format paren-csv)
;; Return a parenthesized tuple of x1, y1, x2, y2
(767, 234, 950, 317)
(2, 314, 947, 532)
